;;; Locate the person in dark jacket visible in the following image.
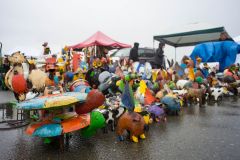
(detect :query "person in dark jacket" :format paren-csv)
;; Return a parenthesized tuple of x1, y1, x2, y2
(42, 42, 51, 55)
(154, 43, 165, 69)
(129, 42, 139, 62)
(219, 32, 234, 41)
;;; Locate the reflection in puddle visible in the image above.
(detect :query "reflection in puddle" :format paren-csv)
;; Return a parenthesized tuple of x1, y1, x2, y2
(0, 103, 14, 121)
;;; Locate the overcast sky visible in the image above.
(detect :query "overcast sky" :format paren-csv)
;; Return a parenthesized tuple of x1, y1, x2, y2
(1, 0, 240, 60)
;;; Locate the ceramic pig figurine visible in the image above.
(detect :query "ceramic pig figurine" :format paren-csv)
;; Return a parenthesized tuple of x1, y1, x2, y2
(116, 111, 146, 143)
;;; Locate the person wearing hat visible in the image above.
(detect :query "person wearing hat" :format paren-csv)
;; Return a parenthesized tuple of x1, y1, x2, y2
(42, 42, 51, 55)
(129, 42, 139, 62)
(3, 55, 10, 73)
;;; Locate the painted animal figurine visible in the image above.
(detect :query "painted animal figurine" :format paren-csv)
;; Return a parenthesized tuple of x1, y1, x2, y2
(176, 79, 192, 89)
(210, 87, 225, 101)
(98, 71, 121, 96)
(226, 83, 239, 96)
(132, 62, 152, 80)
(104, 94, 121, 109)
(85, 58, 105, 88)
(172, 89, 188, 96)
(145, 80, 160, 93)
(5, 52, 47, 101)
(195, 68, 205, 79)
(184, 88, 206, 107)
(134, 105, 152, 131)
(96, 107, 126, 133)
(186, 59, 195, 81)
(116, 111, 147, 143)
(69, 79, 91, 93)
(147, 104, 167, 122)
(161, 95, 181, 115)
(81, 111, 106, 138)
(75, 89, 105, 114)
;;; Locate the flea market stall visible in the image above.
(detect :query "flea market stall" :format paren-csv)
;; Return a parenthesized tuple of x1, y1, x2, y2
(153, 22, 229, 62)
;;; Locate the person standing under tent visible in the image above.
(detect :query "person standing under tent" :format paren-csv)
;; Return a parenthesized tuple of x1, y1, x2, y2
(129, 42, 139, 62)
(154, 42, 166, 69)
(219, 32, 234, 41)
(42, 42, 51, 55)
(3, 55, 10, 73)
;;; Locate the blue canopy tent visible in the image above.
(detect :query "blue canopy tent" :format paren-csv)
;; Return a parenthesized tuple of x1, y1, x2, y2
(153, 22, 231, 62)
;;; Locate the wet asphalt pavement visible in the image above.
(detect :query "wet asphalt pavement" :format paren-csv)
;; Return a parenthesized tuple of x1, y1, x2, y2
(0, 92, 240, 160)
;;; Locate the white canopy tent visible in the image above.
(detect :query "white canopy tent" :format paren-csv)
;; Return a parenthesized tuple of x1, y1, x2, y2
(234, 35, 240, 64)
(234, 35, 240, 44)
(153, 22, 231, 61)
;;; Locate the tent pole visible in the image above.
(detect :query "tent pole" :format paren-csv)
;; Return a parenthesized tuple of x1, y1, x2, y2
(174, 47, 177, 63)
(0, 42, 2, 58)
(153, 39, 155, 51)
(95, 45, 97, 57)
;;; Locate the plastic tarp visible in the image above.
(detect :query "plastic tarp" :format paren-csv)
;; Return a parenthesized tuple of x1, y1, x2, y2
(69, 31, 131, 49)
(154, 23, 228, 47)
(190, 41, 240, 71)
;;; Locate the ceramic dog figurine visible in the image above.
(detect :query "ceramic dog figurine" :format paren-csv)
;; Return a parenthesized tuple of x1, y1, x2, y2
(210, 87, 225, 101)
(184, 88, 206, 107)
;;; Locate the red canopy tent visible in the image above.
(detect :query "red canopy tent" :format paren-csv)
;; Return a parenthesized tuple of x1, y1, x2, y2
(69, 31, 131, 49)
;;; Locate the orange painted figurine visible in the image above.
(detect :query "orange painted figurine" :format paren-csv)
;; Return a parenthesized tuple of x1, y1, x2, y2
(116, 111, 146, 143)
